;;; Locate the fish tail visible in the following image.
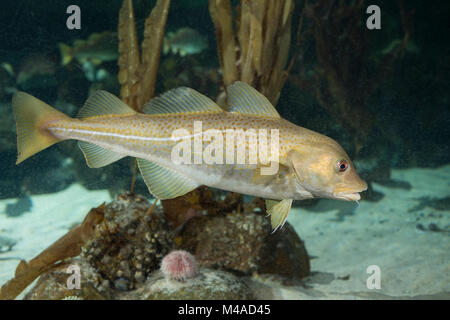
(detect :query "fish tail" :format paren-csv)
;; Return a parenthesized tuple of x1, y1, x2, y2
(12, 92, 70, 164)
(58, 43, 73, 65)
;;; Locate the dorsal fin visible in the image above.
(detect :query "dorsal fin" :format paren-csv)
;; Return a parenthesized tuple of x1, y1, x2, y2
(227, 81, 280, 118)
(77, 90, 135, 119)
(143, 87, 223, 114)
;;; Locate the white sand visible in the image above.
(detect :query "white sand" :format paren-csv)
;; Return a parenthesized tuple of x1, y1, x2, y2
(1, 166, 449, 299)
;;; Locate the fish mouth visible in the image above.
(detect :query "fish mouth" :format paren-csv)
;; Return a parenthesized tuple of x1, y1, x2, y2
(333, 192, 361, 201)
(333, 183, 367, 201)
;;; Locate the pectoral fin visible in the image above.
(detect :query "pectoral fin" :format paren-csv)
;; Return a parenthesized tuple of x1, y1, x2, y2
(265, 199, 293, 232)
(252, 162, 287, 185)
(137, 159, 200, 200)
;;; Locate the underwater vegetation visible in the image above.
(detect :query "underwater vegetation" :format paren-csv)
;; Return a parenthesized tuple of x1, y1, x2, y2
(117, 0, 170, 112)
(210, 0, 294, 106)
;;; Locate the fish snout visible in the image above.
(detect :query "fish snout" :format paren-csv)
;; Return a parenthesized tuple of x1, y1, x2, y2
(354, 177, 368, 193)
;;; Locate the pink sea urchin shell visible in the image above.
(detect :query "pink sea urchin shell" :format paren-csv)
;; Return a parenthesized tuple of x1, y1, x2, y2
(160, 250, 198, 281)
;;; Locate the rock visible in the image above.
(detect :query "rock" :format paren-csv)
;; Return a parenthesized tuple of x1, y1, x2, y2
(23, 193, 306, 299)
(25, 259, 252, 300)
(5, 194, 32, 217)
(179, 211, 310, 281)
(24, 259, 109, 300)
(81, 193, 174, 290)
(256, 223, 310, 281)
(125, 268, 253, 300)
(161, 187, 217, 230)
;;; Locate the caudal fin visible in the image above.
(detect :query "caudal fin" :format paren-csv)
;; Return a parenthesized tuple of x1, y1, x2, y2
(12, 92, 69, 164)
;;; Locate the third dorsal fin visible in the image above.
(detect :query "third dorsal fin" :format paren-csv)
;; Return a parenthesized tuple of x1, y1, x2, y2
(143, 87, 223, 115)
(227, 81, 280, 118)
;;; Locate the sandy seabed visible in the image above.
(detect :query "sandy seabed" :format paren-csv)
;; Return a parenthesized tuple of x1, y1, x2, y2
(1, 165, 449, 300)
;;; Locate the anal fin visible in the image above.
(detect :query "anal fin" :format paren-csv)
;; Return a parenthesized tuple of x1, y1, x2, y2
(265, 199, 293, 232)
(137, 159, 199, 200)
(78, 141, 126, 168)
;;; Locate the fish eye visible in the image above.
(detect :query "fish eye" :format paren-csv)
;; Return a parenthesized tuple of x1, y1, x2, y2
(336, 160, 348, 172)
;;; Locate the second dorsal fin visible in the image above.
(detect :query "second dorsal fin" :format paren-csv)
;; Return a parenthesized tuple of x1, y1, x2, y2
(77, 90, 135, 119)
(227, 81, 280, 118)
(143, 87, 223, 114)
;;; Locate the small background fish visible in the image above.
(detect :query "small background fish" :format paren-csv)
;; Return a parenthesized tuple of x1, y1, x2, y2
(163, 27, 208, 56)
(59, 31, 119, 66)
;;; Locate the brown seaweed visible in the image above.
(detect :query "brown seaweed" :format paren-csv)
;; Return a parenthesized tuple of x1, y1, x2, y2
(138, 0, 171, 109)
(117, 0, 141, 109)
(209, 0, 239, 92)
(118, 0, 171, 112)
(209, 0, 295, 106)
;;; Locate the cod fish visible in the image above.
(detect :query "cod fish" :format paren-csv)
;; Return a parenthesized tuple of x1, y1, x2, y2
(59, 31, 119, 66)
(163, 27, 208, 56)
(12, 82, 367, 231)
